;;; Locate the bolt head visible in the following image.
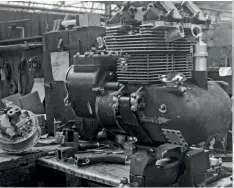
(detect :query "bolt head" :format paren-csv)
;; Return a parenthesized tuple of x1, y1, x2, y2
(131, 93, 137, 98)
(149, 148, 154, 153)
(120, 177, 129, 185)
(131, 106, 137, 111)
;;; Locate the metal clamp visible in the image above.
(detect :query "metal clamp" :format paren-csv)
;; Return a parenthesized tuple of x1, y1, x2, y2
(56, 146, 78, 162)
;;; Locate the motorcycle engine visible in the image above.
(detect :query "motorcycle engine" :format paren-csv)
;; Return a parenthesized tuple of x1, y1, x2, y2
(65, 1, 232, 147)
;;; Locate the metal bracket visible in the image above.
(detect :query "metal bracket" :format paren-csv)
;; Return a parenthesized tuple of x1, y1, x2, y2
(57, 38, 69, 51)
(162, 128, 188, 147)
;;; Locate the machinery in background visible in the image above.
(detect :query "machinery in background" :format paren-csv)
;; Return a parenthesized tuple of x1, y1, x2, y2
(63, 1, 232, 187)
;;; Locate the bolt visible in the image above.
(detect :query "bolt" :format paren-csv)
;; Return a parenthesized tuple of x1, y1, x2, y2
(179, 86, 187, 93)
(149, 148, 154, 153)
(131, 106, 137, 111)
(131, 93, 137, 99)
(109, 72, 114, 76)
(148, 3, 154, 8)
(120, 177, 128, 184)
(159, 104, 167, 113)
(112, 104, 118, 110)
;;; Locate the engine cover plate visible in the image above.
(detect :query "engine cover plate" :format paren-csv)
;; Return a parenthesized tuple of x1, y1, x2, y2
(161, 128, 188, 147)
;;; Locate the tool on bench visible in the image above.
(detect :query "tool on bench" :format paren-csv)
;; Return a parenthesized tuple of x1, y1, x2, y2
(55, 120, 79, 161)
(44, 150, 56, 159)
(55, 120, 79, 147)
(74, 151, 130, 166)
(78, 141, 106, 150)
(56, 146, 78, 162)
(55, 118, 111, 162)
(54, 120, 130, 166)
(55, 142, 108, 162)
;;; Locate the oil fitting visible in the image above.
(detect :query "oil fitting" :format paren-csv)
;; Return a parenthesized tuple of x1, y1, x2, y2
(192, 36, 208, 89)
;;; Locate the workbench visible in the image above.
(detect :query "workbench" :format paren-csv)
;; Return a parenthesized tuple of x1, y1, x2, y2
(0, 145, 232, 187)
(38, 156, 130, 186)
(37, 155, 233, 187)
(0, 145, 58, 186)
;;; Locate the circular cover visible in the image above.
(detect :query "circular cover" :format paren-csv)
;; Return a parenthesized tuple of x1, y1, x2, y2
(0, 110, 41, 154)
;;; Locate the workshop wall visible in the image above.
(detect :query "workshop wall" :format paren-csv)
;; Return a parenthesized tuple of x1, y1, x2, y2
(204, 22, 232, 67)
(0, 10, 65, 99)
(0, 10, 65, 39)
(0, 49, 44, 99)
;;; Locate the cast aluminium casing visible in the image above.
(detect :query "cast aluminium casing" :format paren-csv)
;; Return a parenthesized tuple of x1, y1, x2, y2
(65, 55, 232, 146)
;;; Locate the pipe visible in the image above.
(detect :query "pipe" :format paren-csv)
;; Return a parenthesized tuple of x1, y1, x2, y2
(192, 36, 208, 89)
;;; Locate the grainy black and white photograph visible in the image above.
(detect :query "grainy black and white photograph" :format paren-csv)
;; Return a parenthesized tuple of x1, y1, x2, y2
(0, 0, 232, 187)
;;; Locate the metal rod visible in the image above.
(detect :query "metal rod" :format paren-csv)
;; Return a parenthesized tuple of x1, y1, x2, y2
(0, 42, 42, 51)
(0, 3, 80, 14)
(0, 3, 107, 19)
(0, 36, 42, 44)
(0, 19, 30, 24)
(7, 1, 106, 11)
(198, 6, 232, 14)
